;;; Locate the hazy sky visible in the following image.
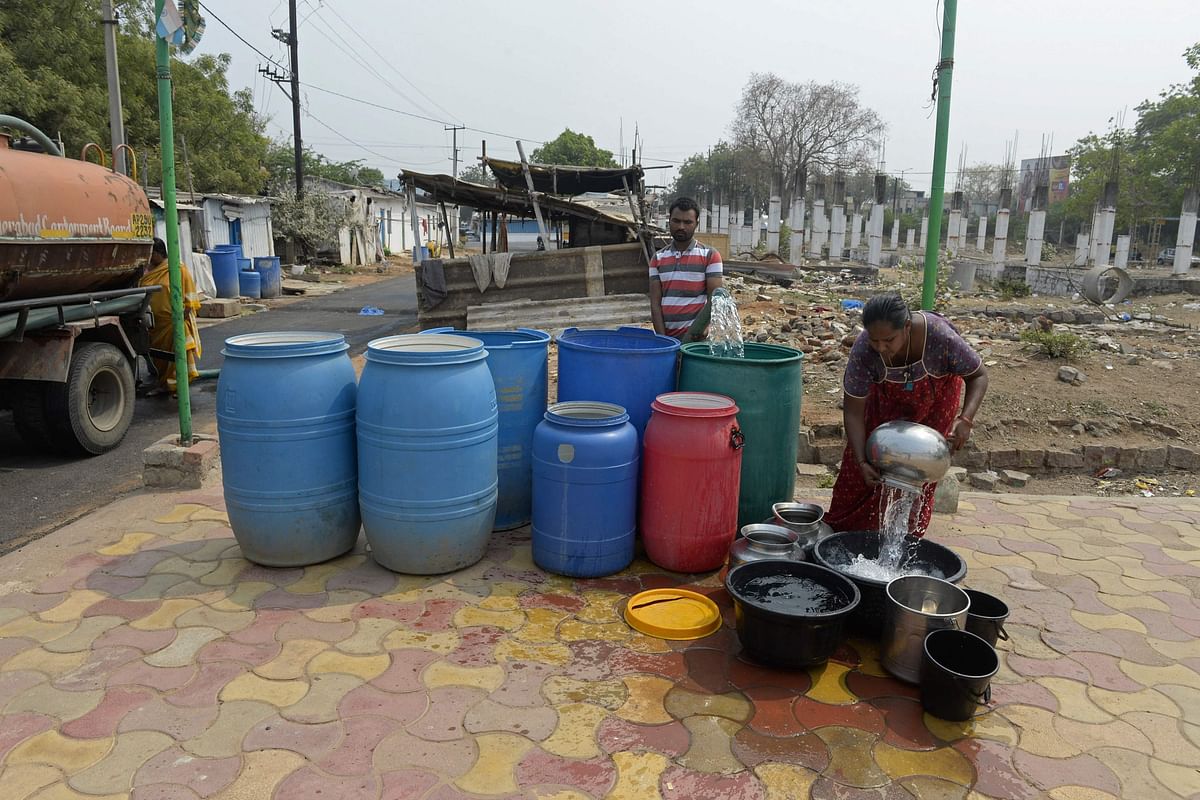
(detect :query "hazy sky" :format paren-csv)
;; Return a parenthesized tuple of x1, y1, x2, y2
(196, 0, 1199, 193)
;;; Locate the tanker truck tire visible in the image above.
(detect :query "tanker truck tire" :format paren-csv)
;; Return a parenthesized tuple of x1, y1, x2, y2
(45, 343, 137, 455)
(12, 383, 57, 451)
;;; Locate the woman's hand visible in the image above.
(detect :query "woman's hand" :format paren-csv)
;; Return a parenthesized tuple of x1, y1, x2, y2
(858, 460, 881, 486)
(949, 416, 973, 452)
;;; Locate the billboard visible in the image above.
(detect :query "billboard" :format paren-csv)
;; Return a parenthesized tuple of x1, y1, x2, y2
(1016, 155, 1070, 212)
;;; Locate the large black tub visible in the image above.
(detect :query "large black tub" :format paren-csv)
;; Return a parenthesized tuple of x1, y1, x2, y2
(725, 559, 860, 668)
(812, 531, 967, 638)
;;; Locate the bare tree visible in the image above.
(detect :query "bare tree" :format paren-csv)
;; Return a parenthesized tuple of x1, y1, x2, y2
(731, 73, 884, 207)
(957, 162, 1007, 210)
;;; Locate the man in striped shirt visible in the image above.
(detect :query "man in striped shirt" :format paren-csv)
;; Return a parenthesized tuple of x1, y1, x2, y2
(649, 197, 724, 339)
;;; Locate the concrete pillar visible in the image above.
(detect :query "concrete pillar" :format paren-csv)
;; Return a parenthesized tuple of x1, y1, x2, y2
(1095, 208, 1115, 267)
(718, 204, 730, 234)
(742, 204, 756, 253)
(1074, 233, 1090, 267)
(789, 195, 805, 264)
(946, 209, 962, 255)
(959, 215, 970, 250)
(1025, 210, 1046, 266)
(890, 218, 900, 250)
(728, 201, 740, 253)
(992, 209, 1009, 265)
(829, 206, 846, 262)
(767, 191, 782, 253)
(868, 203, 884, 267)
(1088, 207, 1104, 264)
(850, 213, 863, 249)
(809, 199, 825, 258)
(920, 216, 929, 250)
(906, 229, 915, 250)
(1174, 188, 1199, 275)
(1115, 235, 1131, 269)
(976, 215, 987, 252)
(700, 208, 710, 234)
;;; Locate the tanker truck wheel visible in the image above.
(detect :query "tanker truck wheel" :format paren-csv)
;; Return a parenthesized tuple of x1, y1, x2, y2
(45, 343, 137, 455)
(12, 383, 57, 451)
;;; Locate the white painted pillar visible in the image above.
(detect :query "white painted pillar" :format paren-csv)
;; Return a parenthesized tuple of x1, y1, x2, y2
(1074, 233, 1090, 267)
(1025, 210, 1046, 266)
(789, 195, 805, 264)
(920, 216, 929, 250)
(718, 204, 730, 234)
(700, 208, 710, 233)
(728, 201, 740, 253)
(890, 218, 900, 250)
(868, 203, 884, 267)
(743, 204, 756, 252)
(850, 213, 863, 249)
(767, 192, 782, 253)
(906, 229, 915, 251)
(1094, 208, 1115, 267)
(959, 215, 970, 249)
(946, 210, 962, 255)
(992, 209, 1009, 265)
(1088, 207, 1104, 265)
(1114, 235, 1131, 269)
(809, 200, 825, 258)
(829, 206, 846, 261)
(1173, 189, 1199, 275)
(976, 215, 987, 252)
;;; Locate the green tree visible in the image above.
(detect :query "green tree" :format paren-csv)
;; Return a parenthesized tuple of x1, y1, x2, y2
(265, 141, 385, 191)
(530, 129, 618, 167)
(0, 0, 268, 194)
(457, 163, 492, 185)
(671, 141, 764, 205)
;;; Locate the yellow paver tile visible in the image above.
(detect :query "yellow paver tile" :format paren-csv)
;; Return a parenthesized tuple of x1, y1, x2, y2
(255, 639, 329, 680)
(493, 639, 571, 666)
(623, 632, 673, 654)
(1053, 715, 1152, 755)
(679, 715, 743, 774)
(288, 561, 360, 595)
(575, 591, 625, 623)
(874, 741, 974, 786)
(144, 626, 224, 667)
(190, 507, 230, 523)
(1123, 711, 1200, 765)
(183, 700, 275, 758)
(38, 591, 108, 623)
(454, 732, 534, 795)
(1033, 678, 1112, 723)
(1150, 756, 1200, 797)
(1156, 684, 1200, 719)
(1, 647, 88, 676)
(477, 581, 526, 611)
(383, 628, 460, 654)
(4, 764, 62, 800)
(1122, 575, 1187, 595)
(1088, 746, 1177, 799)
(514, 608, 571, 643)
(541, 703, 609, 758)
(68, 731, 174, 795)
(454, 606, 526, 631)
(1088, 685, 1180, 718)
(174, 605, 254, 633)
(556, 619, 630, 643)
(150, 556, 219, 580)
(542, 676, 627, 710)
(155, 504, 206, 524)
(336, 618, 400, 654)
(7, 730, 113, 772)
(280, 674, 363, 724)
(806, 661, 856, 704)
(1047, 789, 1118, 800)
(220, 673, 309, 707)
(530, 792, 591, 800)
(754, 763, 818, 800)
(217, 748, 305, 799)
(608, 751, 669, 800)
(199, 559, 253, 588)
(1069, 609, 1147, 634)
(0, 616, 77, 644)
(423, 662, 506, 692)
(308, 651, 389, 681)
(27, 785, 125, 800)
(98, 532, 158, 556)
(615, 676, 674, 725)
(43, 616, 123, 655)
(130, 599, 202, 631)
(1145, 636, 1200, 662)
(1094, 593, 1169, 613)
(5, 683, 103, 719)
(665, 688, 752, 723)
(1119, 661, 1200, 691)
(208, 581, 274, 611)
(999, 705, 1081, 757)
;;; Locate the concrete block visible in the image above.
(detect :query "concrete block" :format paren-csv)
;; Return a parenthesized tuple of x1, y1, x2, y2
(198, 298, 241, 318)
(970, 471, 1000, 491)
(1168, 445, 1199, 470)
(816, 443, 845, 466)
(1138, 447, 1168, 471)
(796, 426, 818, 464)
(812, 422, 844, 438)
(795, 463, 830, 477)
(1017, 449, 1047, 471)
(1045, 449, 1084, 470)
(989, 449, 1021, 469)
(1000, 469, 1031, 487)
(1116, 447, 1141, 470)
(952, 447, 988, 470)
(143, 433, 219, 490)
(1083, 445, 1119, 470)
(933, 478, 960, 514)
(946, 466, 969, 484)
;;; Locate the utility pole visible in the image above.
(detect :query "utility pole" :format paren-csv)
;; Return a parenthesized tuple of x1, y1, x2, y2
(270, 1, 303, 198)
(100, 0, 127, 175)
(922, 0, 957, 311)
(445, 124, 465, 178)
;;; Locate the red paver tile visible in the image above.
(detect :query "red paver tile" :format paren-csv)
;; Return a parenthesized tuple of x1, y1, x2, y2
(1039, 629, 1125, 659)
(53, 645, 143, 691)
(1170, 614, 1200, 638)
(83, 598, 161, 621)
(371, 649, 441, 694)
(0, 636, 35, 665)
(197, 638, 281, 667)
(596, 717, 690, 756)
(351, 599, 424, 624)
(0, 712, 56, 760)
(407, 686, 485, 742)
(164, 661, 245, 707)
(677, 647, 734, 693)
(446, 626, 506, 668)
(843, 671, 920, 702)
(276, 617, 355, 642)
(244, 715, 342, 759)
(794, 696, 887, 734)
(135, 747, 240, 798)
(379, 769, 439, 800)
(2, 591, 67, 613)
(1152, 591, 1200, 620)
(37, 554, 117, 593)
(490, 660, 560, 707)
(608, 649, 689, 681)
(574, 576, 642, 594)
(94, 625, 177, 654)
(132, 785, 201, 800)
(989, 680, 1059, 712)
(1068, 652, 1145, 691)
(733, 726, 830, 772)
(119, 696, 219, 741)
(829, 641, 864, 668)
(227, 610, 290, 645)
(1012, 750, 1121, 795)
(327, 561, 400, 595)
(745, 686, 808, 737)
(809, 775, 913, 799)
(237, 564, 303, 586)
(104, 551, 174, 578)
(255, 588, 329, 610)
(659, 765, 766, 799)
(953, 739, 1041, 800)
(276, 768, 380, 800)
(871, 696, 940, 750)
(1006, 653, 1093, 682)
(412, 599, 465, 632)
(520, 593, 586, 613)
(61, 686, 153, 738)
(561, 640, 618, 682)
(108, 660, 197, 692)
(728, 656, 814, 692)
(86, 572, 152, 596)
(515, 750, 618, 797)
(339, 684, 427, 724)
(317, 715, 396, 775)
(1101, 628, 1173, 666)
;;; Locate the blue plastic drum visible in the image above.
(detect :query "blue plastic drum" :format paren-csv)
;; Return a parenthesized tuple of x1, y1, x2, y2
(253, 256, 282, 299)
(206, 248, 240, 299)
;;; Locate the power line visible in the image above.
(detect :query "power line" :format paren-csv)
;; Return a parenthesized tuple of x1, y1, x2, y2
(198, 1, 285, 69)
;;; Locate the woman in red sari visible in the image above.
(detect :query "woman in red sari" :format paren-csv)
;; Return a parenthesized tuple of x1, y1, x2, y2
(826, 293, 988, 536)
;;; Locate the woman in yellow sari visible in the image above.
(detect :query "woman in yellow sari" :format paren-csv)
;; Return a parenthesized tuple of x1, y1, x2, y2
(139, 238, 202, 395)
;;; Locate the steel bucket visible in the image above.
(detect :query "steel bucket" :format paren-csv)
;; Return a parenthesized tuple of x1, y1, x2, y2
(882, 575, 970, 683)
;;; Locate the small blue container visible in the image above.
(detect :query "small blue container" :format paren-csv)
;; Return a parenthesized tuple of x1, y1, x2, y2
(421, 327, 550, 530)
(238, 270, 261, 299)
(253, 256, 282, 299)
(532, 401, 638, 577)
(556, 327, 680, 440)
(206, 248, 240, 298)
(218, 332, 360, 566)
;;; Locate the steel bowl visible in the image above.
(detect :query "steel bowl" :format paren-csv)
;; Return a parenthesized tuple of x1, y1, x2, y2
(866, 420, 951, 492)
(771, 502, 826, 557)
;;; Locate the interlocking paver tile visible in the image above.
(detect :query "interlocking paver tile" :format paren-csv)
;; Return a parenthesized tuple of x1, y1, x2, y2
(183, 700, 275, 758)
(6, 729, 113, 772)
(219, 672, 308, 706)
(408, 685, 486, 742)
(466, 698, 557, 740)
(614, 675, 673, 724)
(423, 661, 505, 692)
(61, 686, 153, 738)
(870, 697, 940, 750)
(378, 769, 439, 800)
(490, 660, 560, 708)
(1150, 757, 1200, 797)
(6, 681, 104, 718)
(275, 768, 381, 800)
(454, 731, 534, 794)
(813, 726, 889, 788)
(677, 714, 743, 774)
(135, 748, 240, 798)
(163, 660, 243, 708)
(663, 686, 752, 723)
(754, 763, 818, 800)
(372, 727, 476, 778)
(732, 726, 830, 771)
(3, 764, 64, 800)
(217, 748, 305, 800)
(952, 740, 1039, 799)
(280, 673, 364, 724)
(606, 750, 669, 800)
(795, 696, 887, 734)
(3, 645, 88, 675)
(308, 650, 390, 681)
(316, 715, 395, 776)
(243, 714, 342, 760)
(118, 695, 219, 741)
(541, 702, 609, 759)
(659, 764, 767, 800)
(68, 730, 174, 795)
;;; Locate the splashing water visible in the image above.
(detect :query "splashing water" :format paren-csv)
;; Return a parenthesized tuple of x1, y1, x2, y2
(708, 291, 744, 358)
(838, 485, 933, 582)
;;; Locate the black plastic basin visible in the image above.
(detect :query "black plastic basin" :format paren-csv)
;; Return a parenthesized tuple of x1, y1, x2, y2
(725, 559, 861, 669)
(812, 531, 967, 638)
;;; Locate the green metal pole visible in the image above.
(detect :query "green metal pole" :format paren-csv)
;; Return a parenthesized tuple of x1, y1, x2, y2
(921, 0, 958, 311)
(154, 0, 193, 445)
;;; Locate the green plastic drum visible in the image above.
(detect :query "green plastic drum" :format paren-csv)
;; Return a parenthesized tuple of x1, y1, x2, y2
(678, 342, 804, 527)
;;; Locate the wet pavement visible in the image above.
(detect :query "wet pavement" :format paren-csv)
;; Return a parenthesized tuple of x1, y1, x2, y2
(0, 483, 1197, 799)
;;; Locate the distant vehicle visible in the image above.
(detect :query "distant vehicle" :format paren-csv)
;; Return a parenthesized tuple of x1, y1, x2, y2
(1157, 247, 1200, 267)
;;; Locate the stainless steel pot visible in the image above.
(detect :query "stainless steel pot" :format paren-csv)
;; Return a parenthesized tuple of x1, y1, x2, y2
(881, 575, 970, 683)
(771, 502, 826, 558)
(729, 524, 801, 569)
(866, 420, 952, 492)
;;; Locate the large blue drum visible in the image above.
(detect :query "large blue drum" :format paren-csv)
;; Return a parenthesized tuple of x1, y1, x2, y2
(357, 334, 498, 573)
(253, 256, 282, 299)
(206, 248, 240, 299)
(421, 327, 550, 530)
(532, 401, 638, 577)
(218, 332, 360, 566)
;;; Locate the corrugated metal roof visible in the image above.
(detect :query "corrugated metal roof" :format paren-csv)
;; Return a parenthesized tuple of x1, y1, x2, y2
(483, 158, 644, 195)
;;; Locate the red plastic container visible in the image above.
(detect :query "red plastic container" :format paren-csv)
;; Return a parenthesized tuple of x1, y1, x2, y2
(640, 392, 744, 572)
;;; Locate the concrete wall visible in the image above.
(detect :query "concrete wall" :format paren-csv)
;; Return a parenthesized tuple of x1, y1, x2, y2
(982, 263, 1200, 298)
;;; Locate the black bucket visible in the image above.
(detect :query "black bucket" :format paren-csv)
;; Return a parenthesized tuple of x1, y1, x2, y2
(963, 589, 1010, 648)
(920, 628, 999, 721)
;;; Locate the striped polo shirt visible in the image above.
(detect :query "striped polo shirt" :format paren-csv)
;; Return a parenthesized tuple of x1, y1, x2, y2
(649, 241, 723, 338)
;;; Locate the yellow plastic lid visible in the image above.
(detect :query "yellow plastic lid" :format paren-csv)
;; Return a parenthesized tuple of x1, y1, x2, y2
(623, 588, 722, 640)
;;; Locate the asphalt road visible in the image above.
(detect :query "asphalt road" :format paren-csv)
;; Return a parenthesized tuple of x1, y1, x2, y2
(0, 275, 417, 552)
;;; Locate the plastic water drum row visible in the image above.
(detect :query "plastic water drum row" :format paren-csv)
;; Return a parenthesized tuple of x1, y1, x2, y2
(205, 246, 282, 299)
(217, 330, 549, 572)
